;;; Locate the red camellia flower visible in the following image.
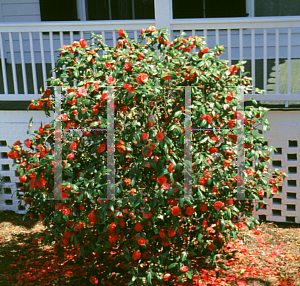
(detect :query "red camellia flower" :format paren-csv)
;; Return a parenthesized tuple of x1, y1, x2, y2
(24, 138, 31, 148)
(214, 201, 224, 211)
(106, 76, 115, 84)
(88, 211, 97, 223)
(141, 28, 146, 35)
(124, 62, 133, 72)
(171, 206, 180, 216)
(186, 207, 195, 216)
(158, 228, 165, 238)
(61, 114, 68, 121)
(229, 65, 239, 75)
(89, 276, 98, 285)
(137, 237, 146, 246)
(168, 163, 175, 173)
(199, 202, 207, 212)
(118, 29, 125, 38)
(75, 87, 87, 98)
(147, 26, 156, 33)
(258, 188, 264, 197)
(107, 222, 117, 234)
(7, 151, 18, 159)
(134, 222, 143, 232)
(168, 226, 176, 237)
(70, 142, 77, 150)
(162, 73, 172, 80)
(97, 143, 106, 153)
(200, 47, 209, 54)
(67, 152, 75, 161)
(269, 178, 276, 185)
(200, 114, 212, 124)
(19, 175, 27, 183)
(198, 178, 207, 186)
(156, 132, 164, 141)
(123, 178, 131, 187)
(163, 273, 171, 281)
(142, 146, 152, 157)
(136, 73, 148, 84)
(161, 183, 170, 190)
(270, 186, 278, 195)
(237, 222, 244, 229)
(157, 176, 167, 186)
(180, 266, 189, 273)
(37, 177, 46, 189)
(79, 39, 87, 48)
(62, 207, 70, 216)
(132, 251, 141, 260)
(225, 199, 234, 205)
(140, 133, 148, 142)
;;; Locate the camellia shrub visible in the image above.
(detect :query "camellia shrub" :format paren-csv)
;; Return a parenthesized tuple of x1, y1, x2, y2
(8, 26, 289, 285)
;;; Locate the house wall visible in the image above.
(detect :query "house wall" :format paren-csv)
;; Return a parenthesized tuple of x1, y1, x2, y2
(0, 0, 41, 22)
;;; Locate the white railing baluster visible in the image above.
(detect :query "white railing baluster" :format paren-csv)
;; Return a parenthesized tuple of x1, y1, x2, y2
(0, 32, 8, 94)
(203, 29, 207, 43)
(59, 31, 63, 48)
(49, 31, 56, 79)
(227, 29, 231, 67)
(112, 29, 116, 47)
(275, 27, 279, 95)
(39, 32, 47, 90)
(70, 31, 74, 44)
(263, 28, 267, 93)
(215, 29, 219, 46)
(134, 29, 138, 42)
(19, 32, 28, 94)
(287, 27, 291, 95)
(239, 28, 243, 77)
(80, 31, 84, 39)
(8, 32, 18, 94)
(29, 32, 38, 94)
(251, 28, 255, 94)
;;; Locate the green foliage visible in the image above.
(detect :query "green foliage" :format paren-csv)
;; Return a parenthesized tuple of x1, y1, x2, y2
(6, 26, 290, 285)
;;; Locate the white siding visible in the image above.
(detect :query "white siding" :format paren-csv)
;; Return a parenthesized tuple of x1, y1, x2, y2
(0, 0, 41, 22)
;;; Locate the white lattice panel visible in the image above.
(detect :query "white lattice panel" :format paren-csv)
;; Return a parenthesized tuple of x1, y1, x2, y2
(252, 110, 300, 223)
(0, 110, 54, 214)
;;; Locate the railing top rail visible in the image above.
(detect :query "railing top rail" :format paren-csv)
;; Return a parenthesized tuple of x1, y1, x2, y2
(171, 16, 300, 29)
(0, 20, 155, 33)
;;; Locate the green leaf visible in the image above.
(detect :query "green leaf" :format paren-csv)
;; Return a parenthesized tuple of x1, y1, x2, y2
(131, 176, 136, 186)
(168, 263, 177, 269)
(147, 272, 152, 284)
(181, 251, 187, 262)
(164, 143, 168, 154)
(232, 230, 236, 242)
(197, 233, 203, 243)
(186, 271, 192, 279)
(170, 172, 175, 184)
(74, 70, 79, 78)
(169, 71, 178, 79)
(174, 111, 182, 118)
(220, 220, 226, 233)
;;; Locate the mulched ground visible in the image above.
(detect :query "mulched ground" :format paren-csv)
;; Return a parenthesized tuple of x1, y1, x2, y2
(0, 210, 300, 285)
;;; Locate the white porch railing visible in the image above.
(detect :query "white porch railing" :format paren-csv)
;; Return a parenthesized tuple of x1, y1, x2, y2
(0, 17, 299, 102)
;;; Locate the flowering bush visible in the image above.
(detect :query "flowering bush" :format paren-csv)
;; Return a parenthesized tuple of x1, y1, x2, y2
(8, 27, 289, 285)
